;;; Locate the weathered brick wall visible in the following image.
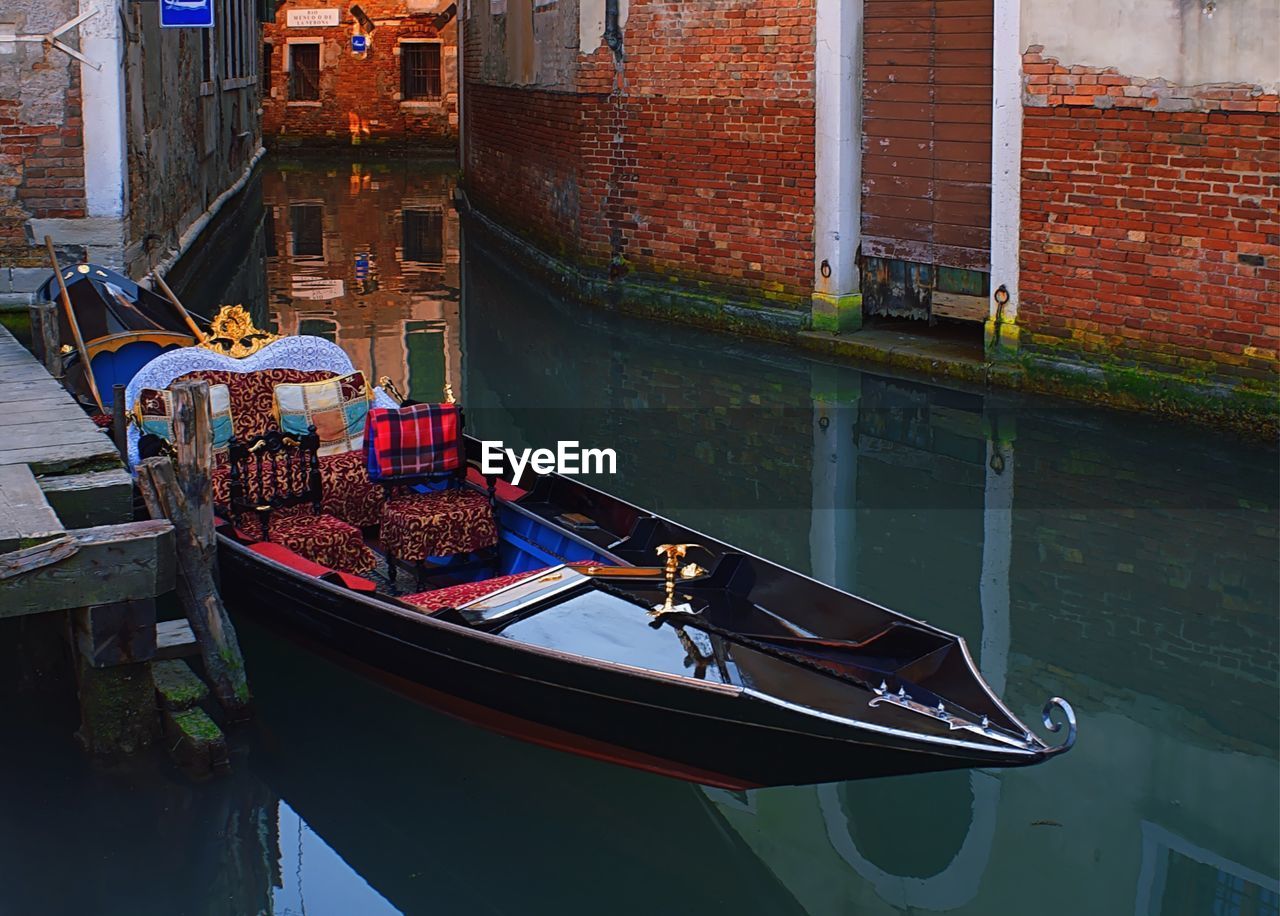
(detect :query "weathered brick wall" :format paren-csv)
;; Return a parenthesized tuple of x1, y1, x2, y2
(1019, 49, 1280, 390)
(465, 83, 583, 258)
(464, 0, 816, 309)
(263, 1, 457, 148)
(0, 0, 86, 270)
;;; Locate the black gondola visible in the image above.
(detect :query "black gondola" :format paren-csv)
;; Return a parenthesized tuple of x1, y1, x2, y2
(125, 319, 1077, 788)
(36, 262, 203, 411)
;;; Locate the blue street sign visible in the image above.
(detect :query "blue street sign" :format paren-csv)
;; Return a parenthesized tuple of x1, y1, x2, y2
(160, 0, 214, 28)
(352, 34, 368, 52)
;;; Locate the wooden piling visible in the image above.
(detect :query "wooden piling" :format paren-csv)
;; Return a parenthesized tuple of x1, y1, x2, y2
(26, 300, 62, 379)
(111, 384, 128, 458)
(137, 456, 251, 716)
(171, 380, 215, 555)
(135, 379, 249, 716)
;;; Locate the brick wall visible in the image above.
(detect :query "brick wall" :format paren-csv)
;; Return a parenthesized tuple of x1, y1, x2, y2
(1019, 49, 1280, 389)
(0, 36, 86, 269)
(465, 84, 583, 259)
(464, 0, 816, 309)
(263, 0, 457, 148)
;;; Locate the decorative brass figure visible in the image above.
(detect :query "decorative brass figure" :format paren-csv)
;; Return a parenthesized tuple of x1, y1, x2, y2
(443, 382, 457, 405)
(651, 543, 705, 616)
(198, 305, 279, 359)
(378, 376, 407, 405)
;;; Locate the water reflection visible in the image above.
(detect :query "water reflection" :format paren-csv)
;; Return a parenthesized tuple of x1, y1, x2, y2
(261, 158, 461, 403)
(3, 155, 1274, 916)
(456, 212, 1279, 914)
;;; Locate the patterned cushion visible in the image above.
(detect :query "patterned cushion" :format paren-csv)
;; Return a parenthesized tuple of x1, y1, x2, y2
(381, 487, 498, 563)
(402, 568, 562, 611)
(179, 369, 334, 441)
(136, 384, 234, 456)
(317, 449, 384, 527)
(365, 403, 463, 481)
(212, 449, 384, 528)
(236, 507, 376, 574)
(274, 371, 371, 457)
(402, 562, 594, 611)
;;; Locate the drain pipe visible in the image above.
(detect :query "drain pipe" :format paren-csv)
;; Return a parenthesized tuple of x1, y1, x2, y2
(457, 5, 465, 169)
(604, 0, 623, 61)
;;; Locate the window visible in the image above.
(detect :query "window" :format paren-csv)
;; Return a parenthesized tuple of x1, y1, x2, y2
(288, 42, 320, 101)
(220, 0, 257, 84)
(403, 209, 444, 265)
(400, 42, 441, 101)
(201, 28, 214, 83)
(290, 204, 324, 259)
(262, 43, 273, 92)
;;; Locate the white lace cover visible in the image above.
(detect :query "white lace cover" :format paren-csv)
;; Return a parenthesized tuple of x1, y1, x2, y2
(125, 336, 358, 469)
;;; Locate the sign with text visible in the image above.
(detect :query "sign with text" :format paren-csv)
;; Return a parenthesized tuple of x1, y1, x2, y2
(351, 34, 367, 52)
(160, 0, 214, 29)
(287, 9, 340, 27)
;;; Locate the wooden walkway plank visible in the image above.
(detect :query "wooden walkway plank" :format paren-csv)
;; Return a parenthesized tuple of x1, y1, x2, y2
(0, 519, 175, 618)
(155, 619, 199, 660)
(0, 464, 65, 553)
(0, 326, 120, 474)
(39, 468, 134, 528)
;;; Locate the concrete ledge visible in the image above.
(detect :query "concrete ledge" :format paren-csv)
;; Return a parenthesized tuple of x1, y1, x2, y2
(28, 217, 127, 248)
(459, 190, 807, 342)
(1022, 354, 1279, 440)
(458, 190, 1279, 438)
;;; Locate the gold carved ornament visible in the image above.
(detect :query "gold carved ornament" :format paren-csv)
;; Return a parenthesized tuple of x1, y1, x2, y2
(197, 305, 279, 359)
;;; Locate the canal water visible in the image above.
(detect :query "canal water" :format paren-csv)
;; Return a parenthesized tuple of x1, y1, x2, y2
(2, 156, 1276, 916)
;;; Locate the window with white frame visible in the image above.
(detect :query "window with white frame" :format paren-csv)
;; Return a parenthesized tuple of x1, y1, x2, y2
(288, 42, 322, 102)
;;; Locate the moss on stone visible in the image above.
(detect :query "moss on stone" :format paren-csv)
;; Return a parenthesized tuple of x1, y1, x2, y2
(76, 661, 159, 756)
(171, 707, 223, 745)
(152, 659, 209, 710)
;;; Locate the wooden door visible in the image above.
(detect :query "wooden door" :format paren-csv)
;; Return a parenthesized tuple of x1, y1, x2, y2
(861, 0, 993, 318)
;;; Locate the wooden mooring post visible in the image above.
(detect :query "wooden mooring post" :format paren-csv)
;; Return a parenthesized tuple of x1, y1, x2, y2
(26, 299, 62, 379)
(111, 384, 128, 458)
(136, 379, 251, 717)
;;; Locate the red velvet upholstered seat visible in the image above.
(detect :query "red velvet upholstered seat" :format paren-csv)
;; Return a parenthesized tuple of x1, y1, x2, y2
(381, 487, 498, 564)
(236, 507, 376, 574)
(401, 567, 559, 611)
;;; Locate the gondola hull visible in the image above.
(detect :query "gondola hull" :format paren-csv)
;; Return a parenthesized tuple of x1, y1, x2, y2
(219, 533, 1051, 788)
(37, 263, 199, 410)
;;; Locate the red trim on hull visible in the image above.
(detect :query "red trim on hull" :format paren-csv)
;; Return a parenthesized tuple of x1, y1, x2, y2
(276, 622, 760, 791)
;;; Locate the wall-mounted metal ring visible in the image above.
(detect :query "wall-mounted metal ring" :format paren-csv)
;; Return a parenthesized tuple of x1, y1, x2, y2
(820, 260, 831, 279)
(994, 285, 1010, 306)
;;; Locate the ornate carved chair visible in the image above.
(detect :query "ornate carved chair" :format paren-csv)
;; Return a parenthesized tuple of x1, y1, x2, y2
(222, 427, 376, 574)
(365, 401, 498, 585)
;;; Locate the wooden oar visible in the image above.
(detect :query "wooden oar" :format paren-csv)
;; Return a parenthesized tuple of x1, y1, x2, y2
(150, 270, 207, 341)
(44, 236, 103, 412)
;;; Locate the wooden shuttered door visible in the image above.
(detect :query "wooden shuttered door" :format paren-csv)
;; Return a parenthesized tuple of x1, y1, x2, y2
(861, 0, 993, 276)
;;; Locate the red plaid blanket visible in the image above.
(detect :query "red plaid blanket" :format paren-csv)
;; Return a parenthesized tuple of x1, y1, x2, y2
(365, 403, 463, 481)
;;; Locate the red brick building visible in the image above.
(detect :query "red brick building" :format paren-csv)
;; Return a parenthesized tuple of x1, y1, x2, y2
(262, 1, 458, 149)
(460, 0, 1279, 422)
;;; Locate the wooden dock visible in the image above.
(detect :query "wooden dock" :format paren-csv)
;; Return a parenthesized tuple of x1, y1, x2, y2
(0, 323, 176, 755)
